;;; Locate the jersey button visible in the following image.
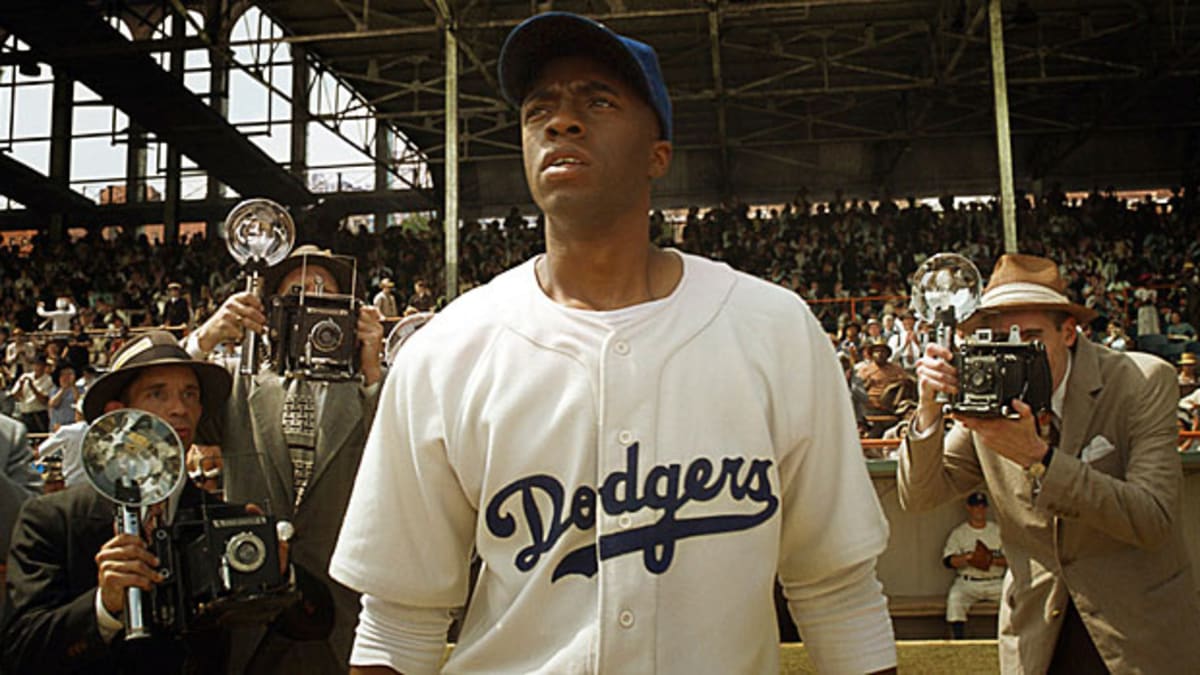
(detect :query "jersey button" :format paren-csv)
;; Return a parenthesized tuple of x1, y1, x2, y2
(618, 610, 635, 628)
(618, 430, 634, 445)
(617, 514, 632, 529)
(613, 340, 630, 355)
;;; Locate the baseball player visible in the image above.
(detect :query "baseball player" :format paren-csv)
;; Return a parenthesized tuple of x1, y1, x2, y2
(331, 12, 897, 675)
(941, 491, 1006, 639)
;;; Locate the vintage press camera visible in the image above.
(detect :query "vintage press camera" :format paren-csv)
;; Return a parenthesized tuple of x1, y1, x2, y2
(149, 503, 295, 634)
(268, 267, 361, 381)
(952, 325, 1053, 419)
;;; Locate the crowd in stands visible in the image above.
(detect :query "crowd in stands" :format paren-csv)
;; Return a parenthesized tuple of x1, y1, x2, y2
(1, 184, 1199, 440)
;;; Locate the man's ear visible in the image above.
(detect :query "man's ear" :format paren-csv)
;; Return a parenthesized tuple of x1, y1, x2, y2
(103, 400, 124, 414)
(648, 140, 672, 180)
(1062, 317, 1079, 347)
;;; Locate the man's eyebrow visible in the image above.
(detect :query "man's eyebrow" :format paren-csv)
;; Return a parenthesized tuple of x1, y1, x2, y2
(524, 79, 623, 105)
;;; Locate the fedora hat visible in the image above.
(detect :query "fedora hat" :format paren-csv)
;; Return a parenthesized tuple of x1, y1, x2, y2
(1182, 352, 1197, 366)
(82, 330, 231, 422)
(263, 245, 359, 299)
(864, 336, 892, 357)
(962, 254, 1097, 331)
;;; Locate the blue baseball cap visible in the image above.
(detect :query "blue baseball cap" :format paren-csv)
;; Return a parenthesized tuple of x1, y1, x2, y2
(498, 12, 673, 141)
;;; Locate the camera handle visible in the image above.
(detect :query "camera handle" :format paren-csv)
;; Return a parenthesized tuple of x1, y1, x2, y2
(935, 307, 958, 408)
(240, 267, 264, 377)
(117, 505, 152, 640)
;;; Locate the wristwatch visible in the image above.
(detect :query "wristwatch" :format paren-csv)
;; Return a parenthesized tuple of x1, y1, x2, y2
(1027, 444, 1055, 479)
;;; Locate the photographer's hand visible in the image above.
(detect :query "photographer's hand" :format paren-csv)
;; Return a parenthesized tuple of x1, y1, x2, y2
(957, 398, 1049, 469)
(357, 305, 385, 386)
(914, 343, 958, 434)
(194, 291, 266, 355)
(95, 533, 163, 615)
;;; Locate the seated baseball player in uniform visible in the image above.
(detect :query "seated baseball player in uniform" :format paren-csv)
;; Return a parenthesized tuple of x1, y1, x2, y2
(941, 491, 1006, 639)
(331, 12, 897, 675)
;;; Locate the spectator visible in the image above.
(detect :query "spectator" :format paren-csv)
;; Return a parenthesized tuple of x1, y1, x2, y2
(941, 492, 1006, 639)
(404, 278, 436, 314)
(8, 354, 50, 433)
(46, 363, 78, 431)
(64, 321, 90, 371)
(372, 278, 400, 319)
(36, 296, 77, 333)
(161, 281, 192, 333)
(888, 311, 923, 371)
(856, 338, 914, 416)
(35, 405, 87, 489)
(5, 328, 36, 377)
(839, 321, 863, 363)
(1102, 320, 1130, 352)
(1166, 310, 1197, 340)
(1180, 352, 1197, 386)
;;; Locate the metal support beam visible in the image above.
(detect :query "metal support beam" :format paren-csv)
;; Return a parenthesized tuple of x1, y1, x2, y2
(988, 0, 1017, 254)
(291, 45, 310, 182)
(373, 58, 391, 232)
(708, 3, 729, 200)
(205, 0, 229, 240)
(48, 70, 74, 240)
(163, 10, 186, 244)
(434, 0, 459, 301)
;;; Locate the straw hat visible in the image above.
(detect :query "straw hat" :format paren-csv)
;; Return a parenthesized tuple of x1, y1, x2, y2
(1182, 352, 1197, 367)
(962, 254, 1098, 331)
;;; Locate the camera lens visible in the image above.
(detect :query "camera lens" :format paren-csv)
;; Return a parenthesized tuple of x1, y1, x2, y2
(309, 318, 344, 353)
(226, 532, 267, 573)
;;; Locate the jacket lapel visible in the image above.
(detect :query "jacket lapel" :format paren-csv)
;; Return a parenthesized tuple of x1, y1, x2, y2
(1059, 336, 1104, 457)
(248, 371, 294, 512)
(307, 380, 362, 499)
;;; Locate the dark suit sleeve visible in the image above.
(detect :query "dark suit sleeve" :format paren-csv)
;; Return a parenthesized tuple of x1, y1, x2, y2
(2, 495, 111, 673)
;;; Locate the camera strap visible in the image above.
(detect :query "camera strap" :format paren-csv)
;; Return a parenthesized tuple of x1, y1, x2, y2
(282, 378, 318, 510)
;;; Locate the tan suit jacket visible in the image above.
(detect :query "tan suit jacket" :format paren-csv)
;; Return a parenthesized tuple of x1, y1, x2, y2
(220, 370, 381, 674)
(898, 335, 1200, 674)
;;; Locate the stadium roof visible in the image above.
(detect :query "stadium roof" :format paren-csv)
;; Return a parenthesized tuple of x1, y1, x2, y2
(0, 0, 1197, 223)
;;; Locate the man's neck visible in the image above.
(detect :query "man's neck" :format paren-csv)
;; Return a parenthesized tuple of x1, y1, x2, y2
(968, 518, 987, 529)
(540, 217, 680, 311)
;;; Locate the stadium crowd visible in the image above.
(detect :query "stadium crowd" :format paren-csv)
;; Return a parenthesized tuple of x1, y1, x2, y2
(1, 184, 1198, 433)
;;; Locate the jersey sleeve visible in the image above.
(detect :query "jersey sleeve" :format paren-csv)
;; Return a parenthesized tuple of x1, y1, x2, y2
(329, 346, 476, 609)
(775, 295, 890, 585)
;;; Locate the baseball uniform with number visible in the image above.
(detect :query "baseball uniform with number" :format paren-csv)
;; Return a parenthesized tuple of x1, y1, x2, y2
(942, 520, 1004, 622)
(331, 251, 894, 674)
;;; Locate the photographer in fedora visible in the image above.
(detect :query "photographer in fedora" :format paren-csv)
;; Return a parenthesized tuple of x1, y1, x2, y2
(899, 253, 1200, 672)
(2, 331, 235, 674)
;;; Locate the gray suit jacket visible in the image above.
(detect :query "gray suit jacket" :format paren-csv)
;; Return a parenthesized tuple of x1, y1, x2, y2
(898, 335, 1200, 673)
(219, 370, 381, 674)
(1, 413, 41, 565)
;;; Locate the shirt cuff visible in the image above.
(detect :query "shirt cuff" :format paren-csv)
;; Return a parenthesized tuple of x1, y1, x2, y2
(94, 588, 123, 643)
(350, 594, 454, 675)
(784, 559, 897, 674)
(907, 413, 939, 440)
(182, 331, 206, 360)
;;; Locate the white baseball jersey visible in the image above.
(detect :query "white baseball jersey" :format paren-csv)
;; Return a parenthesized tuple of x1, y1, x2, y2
(331, 252, 890, 674)
(942, 519, 1005, 580)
